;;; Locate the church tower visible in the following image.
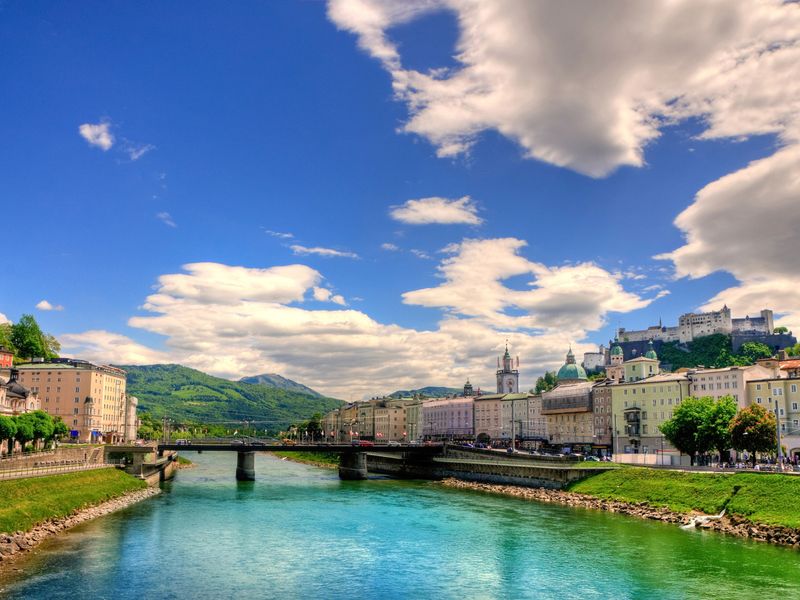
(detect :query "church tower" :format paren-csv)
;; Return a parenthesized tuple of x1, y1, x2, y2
(496, 343, 519, 393)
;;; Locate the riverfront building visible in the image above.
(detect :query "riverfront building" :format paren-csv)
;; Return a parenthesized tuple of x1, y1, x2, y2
(591, 380, 613, 455)
(745, 376, 800, 460)
(422, 397, 473, 439)
(15, 358, 136, 443)
(541, 349, 595, 452)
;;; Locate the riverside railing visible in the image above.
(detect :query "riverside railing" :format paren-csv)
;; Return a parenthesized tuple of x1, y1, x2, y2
(0, 462, 112, 481)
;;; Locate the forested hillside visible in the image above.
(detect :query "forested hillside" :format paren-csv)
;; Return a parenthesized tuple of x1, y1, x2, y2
(118, 364, 341, 426)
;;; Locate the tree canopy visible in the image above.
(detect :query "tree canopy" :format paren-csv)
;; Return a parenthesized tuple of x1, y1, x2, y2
(659, 397, 714, 464)
(700, 395, 738, 460)
(534, 371, 558, 394)
(730, 404, 777, 467)
(8, 314, 60, 360)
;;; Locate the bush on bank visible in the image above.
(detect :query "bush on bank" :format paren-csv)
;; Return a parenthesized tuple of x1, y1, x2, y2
(569, 468, 800, 528)
(0, 468, 147, 533)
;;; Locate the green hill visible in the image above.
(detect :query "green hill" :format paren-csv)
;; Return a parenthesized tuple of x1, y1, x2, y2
(389, 386, 461, 398)
(117, 364, 342, 426)
(239, 372, 322, 397)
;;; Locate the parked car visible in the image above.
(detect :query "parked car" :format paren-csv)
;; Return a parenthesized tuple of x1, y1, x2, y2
(584, 456, 601, 462)
(387, 441, 401, 447)
(351, 440, 374, 447)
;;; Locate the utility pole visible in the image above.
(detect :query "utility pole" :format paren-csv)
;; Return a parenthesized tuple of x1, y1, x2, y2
(510, 397, 515, 452)
(776, 406, 784, 472)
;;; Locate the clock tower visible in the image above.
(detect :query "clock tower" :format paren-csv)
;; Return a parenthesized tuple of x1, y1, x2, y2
(496, 343, 519, 393)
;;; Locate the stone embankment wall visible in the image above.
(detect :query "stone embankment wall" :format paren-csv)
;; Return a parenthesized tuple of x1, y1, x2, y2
(441, 479, 800, 548)
(366, 453, 607, 489)
(0, 487, 161, 566)
(0, 446, 105, 471)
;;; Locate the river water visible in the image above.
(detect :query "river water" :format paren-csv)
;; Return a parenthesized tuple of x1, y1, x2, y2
(2, 452, 800, 599)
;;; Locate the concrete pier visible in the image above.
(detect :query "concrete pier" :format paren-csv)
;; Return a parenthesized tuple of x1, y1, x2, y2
(338, 452, 368, 480)
(236, 451, 256, 481)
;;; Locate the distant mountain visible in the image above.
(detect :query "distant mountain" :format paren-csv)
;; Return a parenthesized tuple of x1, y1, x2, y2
(239, 373, 322, 397)
(117, 364, 341, 426)
(389, 386, 462, 398)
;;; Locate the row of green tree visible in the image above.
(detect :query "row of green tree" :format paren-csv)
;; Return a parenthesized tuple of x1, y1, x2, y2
(0, 411, 69, 455)
(0, 314, 61, 361)
(660, 396, 779, 466)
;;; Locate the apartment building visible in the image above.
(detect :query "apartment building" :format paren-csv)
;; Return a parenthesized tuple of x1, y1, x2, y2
(15, 359, 135, 443)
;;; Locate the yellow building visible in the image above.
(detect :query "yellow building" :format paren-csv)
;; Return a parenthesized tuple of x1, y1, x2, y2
(746, 377, 800, 460)
(16, 359, 133, 443)
(611, 372, 690, 462)
(374, 398, 416, 442)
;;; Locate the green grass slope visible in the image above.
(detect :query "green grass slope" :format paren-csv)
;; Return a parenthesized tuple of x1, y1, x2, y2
(569, 468, 800, 528)
(117, 364, 342, 426)
(0, 469, 146, 533)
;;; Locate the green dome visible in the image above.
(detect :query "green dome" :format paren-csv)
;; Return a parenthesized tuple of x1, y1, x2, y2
(557, 347, 587, 381)
(611, 343, 623, 356)
(644, 340, 658, 360)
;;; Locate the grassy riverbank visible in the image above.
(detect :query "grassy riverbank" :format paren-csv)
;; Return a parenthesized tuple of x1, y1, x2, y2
(0, 468, 147, 533)
(271, 451, 339, 469)
(569, 468, 800, 528)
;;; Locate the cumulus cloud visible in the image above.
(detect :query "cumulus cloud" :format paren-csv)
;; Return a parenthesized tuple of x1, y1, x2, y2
(290, 244, 359, 259)
(60, 330, 170, 365)
(55, 244, 651, 397)
(390, 196, 482, 225)
(328, 0, 800, 177)
(0, 312, 9, 324)
(156, 212, 177, 228)
(659, 144, 800, 332)
(36, 300, 64, 311)
(403, 238, 653, 334)
(381, 242, 400, 251)
(78, 121, 114, 151)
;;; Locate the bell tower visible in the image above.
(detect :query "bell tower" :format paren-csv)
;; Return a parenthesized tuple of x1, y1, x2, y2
(496, 343, 519, 393)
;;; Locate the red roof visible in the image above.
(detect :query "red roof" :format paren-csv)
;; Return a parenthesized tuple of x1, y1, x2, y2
(780, 359, 800, 370)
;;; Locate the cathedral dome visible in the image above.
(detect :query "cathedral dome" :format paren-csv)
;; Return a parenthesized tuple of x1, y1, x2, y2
(645, 340, 658, 360)
(557, 348, 587, 381)
(610, 343, 623, 357)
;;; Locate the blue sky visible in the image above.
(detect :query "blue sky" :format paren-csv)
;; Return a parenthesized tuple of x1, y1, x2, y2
(2, 1, 798, 398)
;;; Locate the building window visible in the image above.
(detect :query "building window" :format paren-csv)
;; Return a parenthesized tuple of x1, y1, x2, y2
(793, 402, 798, 411)
(757, 397, 762, 404)
(73, 408, 79, 415)
(792, 385, 798, 394)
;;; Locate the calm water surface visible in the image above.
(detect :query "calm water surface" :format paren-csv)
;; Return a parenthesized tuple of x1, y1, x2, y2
(2, 452, 800, 599)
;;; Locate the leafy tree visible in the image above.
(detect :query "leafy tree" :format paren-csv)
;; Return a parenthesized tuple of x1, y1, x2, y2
(13, 414, 35, 452)
(737, 342, 772, 364)
(774, 326, 789, 334)
(730, 404, 777, 467)
(700, 396, 738, 462)
(0, 415, 17, 455)
(786, 343, 800, 357)
(534, 371, 558, 394)
(51, 416, 68, 441)
(10, 314, 59, 360)
(659, 396, 713, 465)
(0, 322, 15, 355)
(29, 410, 55, 448)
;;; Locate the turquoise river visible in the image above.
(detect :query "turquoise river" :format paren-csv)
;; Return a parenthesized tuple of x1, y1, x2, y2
(2, 452, 800, 599)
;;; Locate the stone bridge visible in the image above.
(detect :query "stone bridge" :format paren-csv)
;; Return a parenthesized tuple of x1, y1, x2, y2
(156, 440, 443, 481)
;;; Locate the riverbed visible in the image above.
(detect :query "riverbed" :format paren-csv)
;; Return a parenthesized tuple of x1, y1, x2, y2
(2, 451, 799, 599)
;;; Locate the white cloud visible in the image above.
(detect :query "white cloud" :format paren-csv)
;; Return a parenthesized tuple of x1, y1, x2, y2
(55, 245, 652, 398)
(390, 196, 482, 225)
(328, 0, 800, 177)
(403, 238, 654, 334)
(78, 121, 114, 151)
(266, 230, 295, 239)
(125, 142, 155, 161)
(156, 212, 177, 228)
(659, 143, 800, 332)
(0, 312, 9, 324)
(410, 249, 432, 260)
(60, 330, 170, 365)
(313, 287, 332, 302)
(381, 242, 400, 251)
(290, 244, 359, 259)
(36, 300, 64, 311)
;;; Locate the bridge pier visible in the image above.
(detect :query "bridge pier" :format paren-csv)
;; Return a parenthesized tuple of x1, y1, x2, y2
(236, 451, 256, 481)
(338, 452, 368, 480)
